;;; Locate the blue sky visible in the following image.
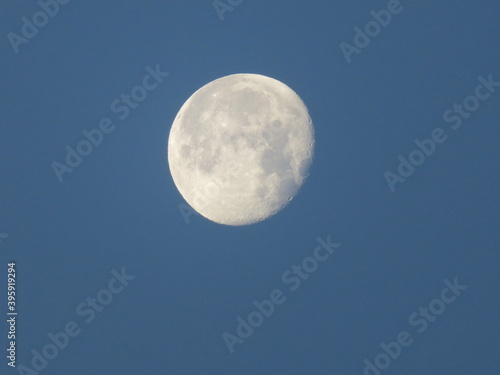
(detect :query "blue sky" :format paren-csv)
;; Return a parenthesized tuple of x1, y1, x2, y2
(0, 1, 499, 374)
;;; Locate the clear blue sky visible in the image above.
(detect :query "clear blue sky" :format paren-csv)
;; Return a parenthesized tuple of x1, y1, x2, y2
(0, 1, 499, 374)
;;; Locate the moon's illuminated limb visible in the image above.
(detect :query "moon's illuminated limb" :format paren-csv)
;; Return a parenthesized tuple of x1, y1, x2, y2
(168, 73, 314, 226)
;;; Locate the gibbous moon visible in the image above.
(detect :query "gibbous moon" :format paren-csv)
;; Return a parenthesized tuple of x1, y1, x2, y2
(168, 73, 314, 226)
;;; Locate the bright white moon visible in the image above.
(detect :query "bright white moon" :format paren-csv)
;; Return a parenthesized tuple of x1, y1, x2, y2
(168, 73, 314, 226)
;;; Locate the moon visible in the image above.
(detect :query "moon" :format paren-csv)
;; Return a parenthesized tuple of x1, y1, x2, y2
(168, 73, 314, 226)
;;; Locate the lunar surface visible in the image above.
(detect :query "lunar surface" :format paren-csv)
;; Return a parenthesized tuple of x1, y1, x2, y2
(168, 73, 314, 226)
